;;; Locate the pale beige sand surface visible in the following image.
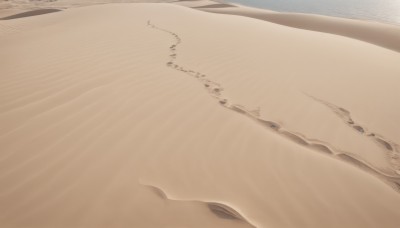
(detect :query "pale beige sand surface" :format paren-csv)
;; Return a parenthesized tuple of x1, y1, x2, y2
(1, 2, 400, 228)
(2, 0, 400, 51)
(0, 0, 170, 17)
(183, 1, 400, 52)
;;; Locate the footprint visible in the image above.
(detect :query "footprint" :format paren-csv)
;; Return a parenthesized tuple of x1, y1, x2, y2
(339, 107, 350, 114)
(375, 138, 393, 151)
(219, 99, 228, 105)
(230, 104, 248, 115)
(256, 119, 281, 131)
(353, 125, 365, 133)
(281, 131, 308, 146)
(309, 143, 334, 155)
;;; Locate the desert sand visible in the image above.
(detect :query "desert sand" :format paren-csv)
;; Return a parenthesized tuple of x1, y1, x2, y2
(1, 1, 400, 228)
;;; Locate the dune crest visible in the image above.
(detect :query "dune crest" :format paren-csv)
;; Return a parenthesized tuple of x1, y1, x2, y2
(189, 1, 400, 52)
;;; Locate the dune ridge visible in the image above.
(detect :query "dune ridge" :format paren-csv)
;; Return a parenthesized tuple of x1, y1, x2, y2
(142, 183, 256, 227)
(185, 1, 400, 53)
(1, 0, 400, 52)
(193, 3, 233, 9)
(0, 9, 61, 20)
(147, 20, 400, 192)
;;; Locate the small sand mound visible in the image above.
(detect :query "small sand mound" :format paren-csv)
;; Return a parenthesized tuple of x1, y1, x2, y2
(193, 4, 234, 9)
(207, 202, 247, 222)
(1, 9, 61, 20)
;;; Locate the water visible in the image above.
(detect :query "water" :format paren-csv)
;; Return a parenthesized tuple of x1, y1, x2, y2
(227, 0, 400, 25)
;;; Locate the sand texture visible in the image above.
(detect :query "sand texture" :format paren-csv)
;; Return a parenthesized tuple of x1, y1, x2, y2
(1, 1, 400, 228)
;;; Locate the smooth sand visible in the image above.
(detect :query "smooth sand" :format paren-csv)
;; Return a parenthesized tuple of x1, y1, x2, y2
(181, 1, 400, 52)
(1, 1, 400, 228)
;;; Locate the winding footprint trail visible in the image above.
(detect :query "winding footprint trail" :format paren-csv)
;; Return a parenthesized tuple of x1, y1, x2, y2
(306, 94, 400, 175)
(146, 20, 400, 192)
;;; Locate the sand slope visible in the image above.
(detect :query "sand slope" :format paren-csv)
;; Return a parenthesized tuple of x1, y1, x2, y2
(1, 3, 400, 228)
(181, 1, 400, 52)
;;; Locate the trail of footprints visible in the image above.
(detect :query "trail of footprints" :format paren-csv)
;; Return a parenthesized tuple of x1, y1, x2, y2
(146, 20, 400, 192)
(306, 94, 400, 176)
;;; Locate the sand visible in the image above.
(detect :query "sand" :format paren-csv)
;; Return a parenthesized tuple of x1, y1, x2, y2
(185, 1, 400, 52)
(1, 1, 400, 228)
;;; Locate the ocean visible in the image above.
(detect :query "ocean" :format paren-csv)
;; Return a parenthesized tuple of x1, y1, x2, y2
(227, 0, 400, 25)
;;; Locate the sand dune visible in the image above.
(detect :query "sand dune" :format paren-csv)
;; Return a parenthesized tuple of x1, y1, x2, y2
(0, 9, 61, 20)
(193, 4, 233, 9)
(1, 2, 400, 228)
(191, 2, 400, 52)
